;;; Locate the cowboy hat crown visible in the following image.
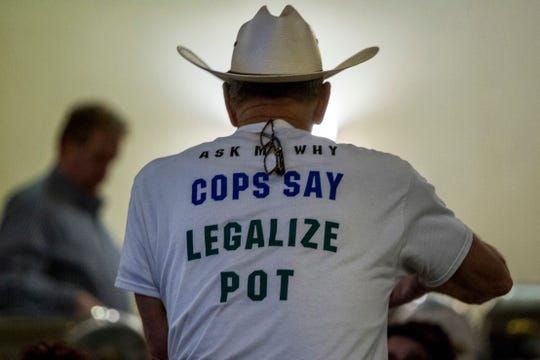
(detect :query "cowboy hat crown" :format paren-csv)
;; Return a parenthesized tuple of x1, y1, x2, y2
(177, 5, 378, 83)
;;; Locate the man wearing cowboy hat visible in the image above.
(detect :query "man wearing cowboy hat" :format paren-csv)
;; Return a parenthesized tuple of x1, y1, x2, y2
(116, 5, 512, 359)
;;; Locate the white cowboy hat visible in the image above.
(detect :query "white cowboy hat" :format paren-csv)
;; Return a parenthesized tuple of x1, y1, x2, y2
(177, 5, 379, 83)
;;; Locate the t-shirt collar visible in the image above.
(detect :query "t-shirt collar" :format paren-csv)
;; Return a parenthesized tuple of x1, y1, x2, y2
(235, 119, 295, 134)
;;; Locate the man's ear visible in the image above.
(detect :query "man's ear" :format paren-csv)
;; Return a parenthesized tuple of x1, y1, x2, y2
(223, 82, 238, 127)
(313, 82, 331, 125)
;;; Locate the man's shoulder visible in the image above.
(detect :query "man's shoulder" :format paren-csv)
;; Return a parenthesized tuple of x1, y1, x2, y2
(0, 176, 50, 228)
(337, 143, 413, 172)
(4, 176, 47, 209)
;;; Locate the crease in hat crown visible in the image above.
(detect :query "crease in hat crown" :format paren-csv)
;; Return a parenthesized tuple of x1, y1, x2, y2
(230, 5, 323, 76)
(176, 4, 379, 83)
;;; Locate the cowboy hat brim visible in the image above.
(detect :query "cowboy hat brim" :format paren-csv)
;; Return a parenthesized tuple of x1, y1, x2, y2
(177, 46, 379, 83)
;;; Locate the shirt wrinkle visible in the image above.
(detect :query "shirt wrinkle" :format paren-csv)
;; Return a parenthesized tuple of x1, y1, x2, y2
(395, 167, 416, 275)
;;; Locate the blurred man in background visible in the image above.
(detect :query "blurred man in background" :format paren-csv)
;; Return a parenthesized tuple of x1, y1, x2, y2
(0, 102, 130, 316)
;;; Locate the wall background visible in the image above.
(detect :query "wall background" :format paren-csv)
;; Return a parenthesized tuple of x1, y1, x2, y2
(1, 0, 538, 283)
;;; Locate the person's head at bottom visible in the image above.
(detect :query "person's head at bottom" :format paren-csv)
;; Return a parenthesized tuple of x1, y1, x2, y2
(387, 320, 456, 360)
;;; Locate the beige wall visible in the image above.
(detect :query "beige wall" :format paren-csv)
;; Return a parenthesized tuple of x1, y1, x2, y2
(1, 1, 538, 283)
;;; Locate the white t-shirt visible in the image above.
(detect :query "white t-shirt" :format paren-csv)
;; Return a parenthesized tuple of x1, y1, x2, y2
(116, 120, 472, 359)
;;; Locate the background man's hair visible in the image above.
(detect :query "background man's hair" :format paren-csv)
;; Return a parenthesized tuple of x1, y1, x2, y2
(58, 103, 128, 148)
(227, 79, 324, 106)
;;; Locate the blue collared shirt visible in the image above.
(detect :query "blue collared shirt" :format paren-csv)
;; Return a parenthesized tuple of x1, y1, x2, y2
(0, 168, 130, 315)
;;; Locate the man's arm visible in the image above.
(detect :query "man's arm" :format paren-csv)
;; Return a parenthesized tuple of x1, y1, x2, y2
(435, 233, 513, 302)
(135, 293, 168, 360)
(390, 233, 513, 307)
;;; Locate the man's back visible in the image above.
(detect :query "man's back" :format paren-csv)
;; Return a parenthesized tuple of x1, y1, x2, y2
(117, 120, 471, 358)
(117, 6, 511, 358)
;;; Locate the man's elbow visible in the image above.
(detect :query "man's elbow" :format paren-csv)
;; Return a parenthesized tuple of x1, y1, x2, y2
(455, 234, 514, 304)
(467, 274, 514, 304)
(491, 273, 513, 298)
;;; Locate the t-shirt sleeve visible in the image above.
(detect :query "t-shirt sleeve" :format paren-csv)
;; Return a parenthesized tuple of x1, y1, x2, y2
(399, 167, 473, 287)
(115, 177, 161, 298)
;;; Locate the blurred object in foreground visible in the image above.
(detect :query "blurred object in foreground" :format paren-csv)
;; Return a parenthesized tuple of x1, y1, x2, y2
(390, 294, 477, 360)
(20, 342, 90, 360)
(388, 319, 456, 360)
(0, 307, 148, 360)
(65, 306, 148, 360)
(481, 283, 540, 360)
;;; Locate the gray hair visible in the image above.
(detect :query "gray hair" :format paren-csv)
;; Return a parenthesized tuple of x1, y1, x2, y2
(227, 79, 324, 107)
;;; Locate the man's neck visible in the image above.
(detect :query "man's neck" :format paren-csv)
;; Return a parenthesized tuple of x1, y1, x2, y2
(235, 99, 316, 131)
(56, 161, 97, 196)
